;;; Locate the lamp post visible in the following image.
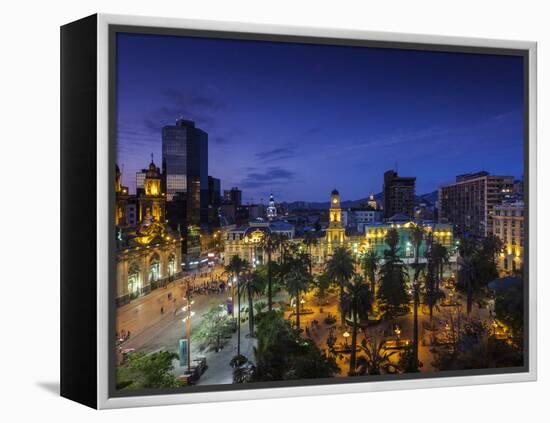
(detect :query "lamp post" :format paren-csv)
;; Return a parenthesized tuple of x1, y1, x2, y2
(394, 325, 401, 341)
(182, 282, 195, 374)
(343, 331, 350, 348)
(300, 297, 305, 312)
(235, 275, 241, 357)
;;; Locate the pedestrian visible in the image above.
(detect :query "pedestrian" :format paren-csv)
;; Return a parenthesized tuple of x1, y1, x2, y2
(161, 307, 164, 314)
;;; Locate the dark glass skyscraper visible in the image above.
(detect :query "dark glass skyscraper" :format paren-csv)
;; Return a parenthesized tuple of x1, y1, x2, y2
(162, 118, 208, 226)
(162, 121, 188, 201)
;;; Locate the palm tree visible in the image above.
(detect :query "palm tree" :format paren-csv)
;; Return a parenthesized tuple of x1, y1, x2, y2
(326, 246, 355, 326)
(431, 242, 450, 291)
(361, 249, 379, 297)
(259, 233, 278, 311)
(343, 274, 373, 375)
(409, 223, 425, 370)
(377, 229, 410, 317)
(424, 235, 444, 325)
(240, 270, 264, 336)
(302, 231, 319, 276)
(356, 336, 400, 375)
(273, 232, 289, 263)
(458, 237, 477, 315)
(283, 253, 311, 330)
(481, 234, 504, 269)
(224, 255, 250, 356)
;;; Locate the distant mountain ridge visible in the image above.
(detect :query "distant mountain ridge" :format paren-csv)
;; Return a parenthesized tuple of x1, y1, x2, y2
(283, 190, 438, 210)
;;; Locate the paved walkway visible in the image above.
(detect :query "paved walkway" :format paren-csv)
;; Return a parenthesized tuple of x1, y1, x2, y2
(117, 264, 494, 383)
(116, 264, 226, 340)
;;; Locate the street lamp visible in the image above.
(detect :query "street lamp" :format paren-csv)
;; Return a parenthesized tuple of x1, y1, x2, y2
(300, 297, 305, 311)
(181, 295, 195, 374)
(343, 331, 350, 347)
(394, 325, 401, 340)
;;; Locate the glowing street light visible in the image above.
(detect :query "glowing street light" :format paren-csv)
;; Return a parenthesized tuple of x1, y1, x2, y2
(394, 325, 401, 340)
(343, 331, 350, 347)
(181, 286, 195, 373)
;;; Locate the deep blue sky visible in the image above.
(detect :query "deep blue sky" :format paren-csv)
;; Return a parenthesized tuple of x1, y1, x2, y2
(116, 32, 524, 203)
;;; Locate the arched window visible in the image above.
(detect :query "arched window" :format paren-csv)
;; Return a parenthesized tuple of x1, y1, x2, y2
(149, 253, 160, 283)
(128, 262, 142, 299)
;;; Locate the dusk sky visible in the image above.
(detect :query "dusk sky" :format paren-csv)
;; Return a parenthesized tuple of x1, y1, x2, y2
(116, 32, 524, 203)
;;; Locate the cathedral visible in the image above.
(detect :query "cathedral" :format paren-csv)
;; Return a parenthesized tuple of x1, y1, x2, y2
(114, 160, 182, 306)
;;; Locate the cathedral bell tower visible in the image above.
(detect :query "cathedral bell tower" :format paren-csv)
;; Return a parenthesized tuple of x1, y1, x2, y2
(138, 156, 165, 223)
(326, 189, 345, 248)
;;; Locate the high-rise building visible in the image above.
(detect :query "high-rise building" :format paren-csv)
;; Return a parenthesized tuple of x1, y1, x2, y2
(438, 171, 514, 237)
(223, 187, 242, 207)
(493, 201, 524, 274)
(208, 176, 221, 208)
(162, 118, 208, 225)
(162, 121, 188, 201)
(383, 170, 416, 219)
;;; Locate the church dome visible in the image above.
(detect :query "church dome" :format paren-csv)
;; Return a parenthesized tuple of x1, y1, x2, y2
(146, 160, 160, 178)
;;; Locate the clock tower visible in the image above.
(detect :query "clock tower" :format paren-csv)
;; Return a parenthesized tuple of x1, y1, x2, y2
(325, 189, 345, 249)
(266, 193, 277, 220)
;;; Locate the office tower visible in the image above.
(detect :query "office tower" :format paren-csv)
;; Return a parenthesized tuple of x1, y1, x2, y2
(438, 171, 514, 237)
(383, 170, 416, 219)
(208, 176, 221, 208)
(162, 118, 208, 225)
(162, 121, 187, 201)
(223, 187, 242, 207)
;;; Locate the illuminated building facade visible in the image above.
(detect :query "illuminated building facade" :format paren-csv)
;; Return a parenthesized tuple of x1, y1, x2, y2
(138, 159, 165, 222)
(364, 216, 456, 264)
(493, 201, 524, 274)
(115, 161, 182, 306)
(224, 220, 295, 266)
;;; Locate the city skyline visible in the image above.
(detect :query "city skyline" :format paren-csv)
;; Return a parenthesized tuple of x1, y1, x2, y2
(116, 32, 524, 202)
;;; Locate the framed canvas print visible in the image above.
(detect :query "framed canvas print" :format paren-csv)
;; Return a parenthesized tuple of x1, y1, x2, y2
(60, 14, 537, 409)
